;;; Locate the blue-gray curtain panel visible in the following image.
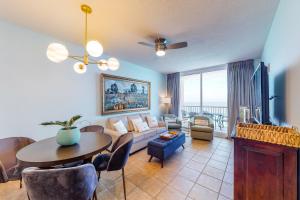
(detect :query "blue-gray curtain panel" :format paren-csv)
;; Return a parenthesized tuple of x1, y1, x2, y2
(167, 72, 180, 116)
(227, 59, 255, 136)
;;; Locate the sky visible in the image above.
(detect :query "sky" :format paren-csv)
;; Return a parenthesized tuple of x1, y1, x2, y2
(182, 69, 227, 107)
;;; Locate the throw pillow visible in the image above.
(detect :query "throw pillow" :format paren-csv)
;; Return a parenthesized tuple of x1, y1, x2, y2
(131, 118, 143, 132)
(113, 120, 128, 134)
(194, 119, 209, 126)
(146, 116, 159, 128)
(135, 121, 150, 133)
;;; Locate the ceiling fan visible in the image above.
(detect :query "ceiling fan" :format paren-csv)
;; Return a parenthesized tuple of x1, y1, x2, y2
(138, 37, 188, 57)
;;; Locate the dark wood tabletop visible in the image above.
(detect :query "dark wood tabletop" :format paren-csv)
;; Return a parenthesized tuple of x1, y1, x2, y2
(16, 132, 112, 168)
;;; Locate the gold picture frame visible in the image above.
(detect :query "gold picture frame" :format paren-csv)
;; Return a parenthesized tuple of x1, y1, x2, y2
(101, 73, 151, 115)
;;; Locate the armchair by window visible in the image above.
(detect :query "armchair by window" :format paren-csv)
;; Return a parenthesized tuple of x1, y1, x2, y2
(162, 114, 182, 130)
(190, 116, 214, 141)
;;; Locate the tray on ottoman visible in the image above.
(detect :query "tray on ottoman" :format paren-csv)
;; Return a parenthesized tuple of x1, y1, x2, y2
(147, 132, 185, 168)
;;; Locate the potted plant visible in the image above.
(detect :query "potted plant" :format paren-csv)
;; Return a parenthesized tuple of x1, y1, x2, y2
(41, 115, 82, 146)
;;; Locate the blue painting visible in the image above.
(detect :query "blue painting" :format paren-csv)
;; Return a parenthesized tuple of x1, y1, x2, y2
(101, 74, 151, 114)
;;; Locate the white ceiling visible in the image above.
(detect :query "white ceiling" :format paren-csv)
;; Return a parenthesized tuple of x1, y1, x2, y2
(0, 0, 279, 74)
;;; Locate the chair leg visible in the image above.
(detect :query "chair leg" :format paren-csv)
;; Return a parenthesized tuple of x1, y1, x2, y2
(122, 168, 127, 200)
(97, 171, 101, 182)
(148, 155, 153, 162)
(20, 177, 22, 189)
(93, 190, 98, 200)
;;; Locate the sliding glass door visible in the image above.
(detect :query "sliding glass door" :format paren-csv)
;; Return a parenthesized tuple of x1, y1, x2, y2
(181, 68, 228, 133)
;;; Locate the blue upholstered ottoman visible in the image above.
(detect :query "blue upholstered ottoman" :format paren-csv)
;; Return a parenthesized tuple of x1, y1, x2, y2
(147, 132, 185, 168)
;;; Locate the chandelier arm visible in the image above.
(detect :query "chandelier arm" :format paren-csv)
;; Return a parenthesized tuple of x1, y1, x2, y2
(69, 55, 84, 62)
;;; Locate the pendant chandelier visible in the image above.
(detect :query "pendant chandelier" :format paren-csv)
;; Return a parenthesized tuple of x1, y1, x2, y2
(46, 4, 119, 74)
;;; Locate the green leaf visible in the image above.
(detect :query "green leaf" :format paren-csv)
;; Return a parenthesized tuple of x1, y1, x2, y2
(67, 115, 82, 127)
(40, 121, 67, 127)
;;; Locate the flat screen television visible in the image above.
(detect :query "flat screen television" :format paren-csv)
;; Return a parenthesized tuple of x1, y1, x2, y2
(250, 62, 270, 124)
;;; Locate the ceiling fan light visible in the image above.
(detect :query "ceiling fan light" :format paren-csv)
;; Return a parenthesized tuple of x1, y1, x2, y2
(156, 50, 165, 57)
(86, 40, 103, 57)
(47, 43, 69, 63)
(73, 62, 87, 74)
(97, 59, 108, 71)
(108, 57, 120, 71)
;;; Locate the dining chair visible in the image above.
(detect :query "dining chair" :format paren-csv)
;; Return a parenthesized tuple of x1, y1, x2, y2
(0, 137, 35, 188)
(22, 163, 98, 200)
(80, 125, 104, 134)
(92, 133, 133, 200)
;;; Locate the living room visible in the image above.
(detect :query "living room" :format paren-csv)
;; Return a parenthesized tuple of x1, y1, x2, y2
(1, 0, 300, 200)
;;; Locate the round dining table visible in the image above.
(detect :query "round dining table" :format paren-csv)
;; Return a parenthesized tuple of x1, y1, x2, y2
(16, 132, 112, 168)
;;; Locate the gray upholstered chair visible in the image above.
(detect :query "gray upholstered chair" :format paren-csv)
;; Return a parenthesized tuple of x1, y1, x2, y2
(190, 116, 214, 141)
(162, 114, 182, 130)
(0, 137, 35, 188)
(22, 164, 98, 200)
(93, 133, 133, 200)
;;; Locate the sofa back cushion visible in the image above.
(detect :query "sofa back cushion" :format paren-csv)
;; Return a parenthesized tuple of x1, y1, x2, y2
(139, 113, 151, 121)
(127, 115, 143, 132)
(135, 121, 150, 133)
(107, 116, 129, 130)
(146, 116, 159, 128)
(113, 120, 128, 134)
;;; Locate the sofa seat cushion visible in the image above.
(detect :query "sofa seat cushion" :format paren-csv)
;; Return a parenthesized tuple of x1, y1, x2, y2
(143, 129, 158, 139)
(191, 125, 213, 133)
(132, 133, 145, 143)
(156, 127, 167, 134)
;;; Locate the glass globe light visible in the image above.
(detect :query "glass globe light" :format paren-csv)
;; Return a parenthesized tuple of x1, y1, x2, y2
(73, 62, 87, 74)
(47, 43, 69, 63)
(97, 59, 108, 71)
(86, 40, 103, 57)
(156, 50, 165, 57)
(108, 57, 120, 71)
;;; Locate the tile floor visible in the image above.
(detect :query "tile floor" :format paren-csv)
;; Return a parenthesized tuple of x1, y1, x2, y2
(0, 136, 234, 200)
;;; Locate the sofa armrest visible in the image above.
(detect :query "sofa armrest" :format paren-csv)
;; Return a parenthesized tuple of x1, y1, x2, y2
(0, 160, 8, 183)
(208, 123, 214, 129)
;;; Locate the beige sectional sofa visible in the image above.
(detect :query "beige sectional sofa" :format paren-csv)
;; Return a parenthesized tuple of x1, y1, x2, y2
(104, 113, 167, 153)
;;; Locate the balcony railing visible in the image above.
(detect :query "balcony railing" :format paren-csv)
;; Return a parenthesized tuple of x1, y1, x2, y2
(181, 105, 228, 132)
(182, 105, 228, 117)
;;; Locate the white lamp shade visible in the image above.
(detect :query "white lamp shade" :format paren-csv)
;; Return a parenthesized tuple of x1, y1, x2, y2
(160, 97, 171, 104)
(47, 43, 69, 63)
(73, 62, 87, 74)
(156, 50, 165, 57)
(86, 40, 103, 57)
(97, 59, 108, 71)
(108, 57, 120, 71)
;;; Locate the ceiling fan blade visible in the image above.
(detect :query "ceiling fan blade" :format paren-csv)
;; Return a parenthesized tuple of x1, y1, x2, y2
(138, 42, 155, 47)
(167, 42, 188, 49)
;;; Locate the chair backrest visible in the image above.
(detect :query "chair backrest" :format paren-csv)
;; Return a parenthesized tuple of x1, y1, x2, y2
(163, 114, 177, 120)
(22, 164, 98, 200)
(0, 137, 35, 171)
(107, 133, 133, 171)
(194, 115, 214, 126)
(80, 125, 104, 134)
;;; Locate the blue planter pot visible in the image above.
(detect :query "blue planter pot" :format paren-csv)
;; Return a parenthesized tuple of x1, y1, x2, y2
(56, 128, 80, 146)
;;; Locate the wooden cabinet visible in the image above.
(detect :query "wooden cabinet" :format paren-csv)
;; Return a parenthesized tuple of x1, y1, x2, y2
(234, 138, 298, 200)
